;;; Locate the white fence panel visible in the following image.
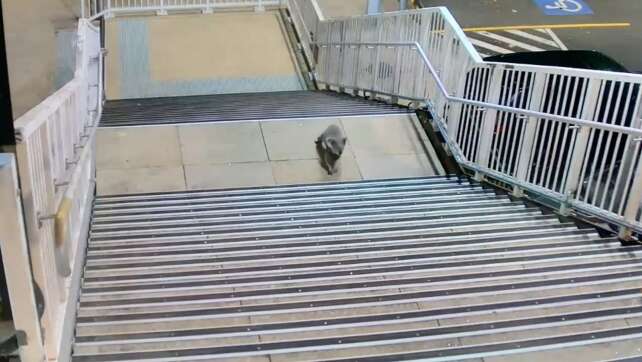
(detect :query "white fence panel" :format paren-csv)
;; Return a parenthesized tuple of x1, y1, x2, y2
(83, 0, 284, 18)
(0, 154, 47, 362)
(12, 19, 102, 360)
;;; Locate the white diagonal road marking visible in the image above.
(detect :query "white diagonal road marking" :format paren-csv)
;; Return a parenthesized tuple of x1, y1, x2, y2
(477, 31, 546, 52)
(505, 29, 561, 48)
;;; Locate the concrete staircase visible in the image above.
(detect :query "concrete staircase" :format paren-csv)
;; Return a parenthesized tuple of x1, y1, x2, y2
(72, 176, 642, 361)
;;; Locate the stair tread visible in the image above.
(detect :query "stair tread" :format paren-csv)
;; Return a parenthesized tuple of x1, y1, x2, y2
(73, 176, 642, 361)
(99, 90, 411, 127)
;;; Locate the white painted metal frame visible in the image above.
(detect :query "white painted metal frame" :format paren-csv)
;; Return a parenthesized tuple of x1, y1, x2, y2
(290, 4, 642, 236)
(11, 18, 102, 360)
(287, 0, 324, 66)
(82, 0, 285, 18)
(0, 154, 46, 361)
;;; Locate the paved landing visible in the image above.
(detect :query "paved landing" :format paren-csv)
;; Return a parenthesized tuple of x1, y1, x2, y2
(95, 114, 444, 195)
(105, 12, 304, 100)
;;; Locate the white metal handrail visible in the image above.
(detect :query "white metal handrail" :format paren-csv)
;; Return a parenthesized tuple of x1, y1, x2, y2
(291, 3, 642, 237)
(318, 41, 642, 138)
(11, 18, 102, 360)
(82, 0, 285, 19)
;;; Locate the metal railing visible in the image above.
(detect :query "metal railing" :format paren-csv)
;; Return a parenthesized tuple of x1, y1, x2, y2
(290, 3, 642, 237)
(287, 0, 324, 65)
(10, 18, 102, 360)
(82, 0, 284, 18)
(0, 155, 46, 361)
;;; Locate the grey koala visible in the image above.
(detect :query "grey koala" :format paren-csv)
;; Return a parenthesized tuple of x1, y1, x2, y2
(315, 125, 347, 175)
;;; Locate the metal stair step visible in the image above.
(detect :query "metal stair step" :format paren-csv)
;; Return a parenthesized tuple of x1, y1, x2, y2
(99, 91, 410, 127)
(94, 176, 463, 205)
(71, 295, 642, 356)
(73, 175, 642, 361)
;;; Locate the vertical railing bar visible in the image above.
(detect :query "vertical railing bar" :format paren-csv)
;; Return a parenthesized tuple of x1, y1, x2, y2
(599, 83, 629, 209)
(559, 76, 586, 190)
(494, 69, 512, 172)
(505, 71, 525, 175)
(545, 75, 572, 190)
(536, 75, 559, 187)
(585, 82, 616, 204)
(614, 89, 642, 215)
(568, 79, 602, 202)
(503, 70, 521, 173)
(464, 69, 480, 158)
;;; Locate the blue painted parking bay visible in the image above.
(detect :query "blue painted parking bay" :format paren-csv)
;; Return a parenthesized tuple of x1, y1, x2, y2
(533, 0, 593, 16)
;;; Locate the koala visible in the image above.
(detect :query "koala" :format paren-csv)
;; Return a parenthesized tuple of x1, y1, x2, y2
(315, 125, 347, 175)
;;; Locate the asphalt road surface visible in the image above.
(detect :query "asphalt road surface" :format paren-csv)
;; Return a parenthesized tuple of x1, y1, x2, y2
(418, 0, 642, 72)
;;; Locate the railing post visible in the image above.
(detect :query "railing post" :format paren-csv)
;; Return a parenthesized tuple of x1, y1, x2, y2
(203, 0, 213, 13)
(104, 0, 114, 18)
(157, 0, 167, 15)
(0, 154, 47, 362)
(475, 65, 504, 170)
(561, 78, 602, 207)
(255, 0, 265, 12)
(445, 63, 471, 146)
(512, 72, 547, 197)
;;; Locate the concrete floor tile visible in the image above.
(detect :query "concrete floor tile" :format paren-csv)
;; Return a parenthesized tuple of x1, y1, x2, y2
(340, 114, 427, 158)
(179, 122, 268, 165)
(96, 126, 182, 169)
(261, 118, 348, 161)
(271, 155, 362, 185)
(356, 153, 439, 179)
(96, 166, 186, 195)
(185, 162, 275, 190)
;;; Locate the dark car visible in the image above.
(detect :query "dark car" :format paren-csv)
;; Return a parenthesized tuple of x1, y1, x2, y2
(480, 51, 639, 214)
(484, 50, 629, 73)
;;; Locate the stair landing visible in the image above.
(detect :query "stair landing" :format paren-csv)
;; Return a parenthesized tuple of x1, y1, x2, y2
(96, 112, 443, 195)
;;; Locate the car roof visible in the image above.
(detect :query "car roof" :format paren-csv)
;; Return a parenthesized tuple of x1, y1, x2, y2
(483, 50, 629, 73)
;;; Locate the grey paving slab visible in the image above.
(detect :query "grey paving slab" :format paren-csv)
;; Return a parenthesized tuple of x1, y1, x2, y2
(340, 115, 428, 158)
(261, 118, 347, 161)
(178, 122, 268, 165)
(96, 166, 186, 195)
(271, 155, 362, 185)
(96, 126, 182, 169)
(357, 153, 439, 179)
(185, 162, 275, 190)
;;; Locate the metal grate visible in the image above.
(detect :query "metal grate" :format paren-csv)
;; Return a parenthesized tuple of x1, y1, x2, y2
(99, 90, 411, 127)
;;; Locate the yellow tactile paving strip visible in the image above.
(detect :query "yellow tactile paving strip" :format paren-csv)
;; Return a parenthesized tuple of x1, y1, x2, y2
(147, 12, 298, 81)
